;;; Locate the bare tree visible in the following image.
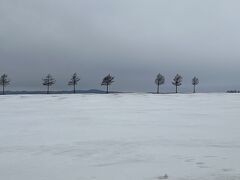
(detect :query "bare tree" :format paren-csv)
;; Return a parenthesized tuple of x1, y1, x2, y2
(68, 73, 80, 93)
(0, 74, 10, 95)
(101, 74, 114, 93)
(42, 74, 56, 94)
(172, 74, 183, 93)
(192, 76, 199, 93)
(155, 73, 165, 94)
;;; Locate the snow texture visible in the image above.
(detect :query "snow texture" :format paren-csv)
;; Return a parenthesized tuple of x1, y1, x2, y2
(0, 93, 240, 180)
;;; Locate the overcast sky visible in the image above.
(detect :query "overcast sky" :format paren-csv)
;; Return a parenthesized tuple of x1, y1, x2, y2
(1, 0, 240, 92)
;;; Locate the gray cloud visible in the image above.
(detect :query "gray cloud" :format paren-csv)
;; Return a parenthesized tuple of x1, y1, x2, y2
(1, 0, 240, 92)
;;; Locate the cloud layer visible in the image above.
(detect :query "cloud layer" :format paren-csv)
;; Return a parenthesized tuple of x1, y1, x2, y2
(1, 0, 240, 92)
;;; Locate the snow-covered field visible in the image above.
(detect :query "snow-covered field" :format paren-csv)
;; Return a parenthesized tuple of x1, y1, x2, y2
(0, 93, 240, 180)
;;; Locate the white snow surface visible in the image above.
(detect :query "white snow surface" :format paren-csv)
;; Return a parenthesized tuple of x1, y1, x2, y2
(0, 93, 240, 180)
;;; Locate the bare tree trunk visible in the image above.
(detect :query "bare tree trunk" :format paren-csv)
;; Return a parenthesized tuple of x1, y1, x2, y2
(157, 84, 159, 94)
(175, 85, 178, 93)
(193, 85, 196, 93)
(2, 85, 4, 95)
(74, 84, 76, 93)
(106, 85, 109, 94)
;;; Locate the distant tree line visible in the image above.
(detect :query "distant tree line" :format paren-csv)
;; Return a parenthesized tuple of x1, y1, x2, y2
(0, 73, 200, 95)
(226, 90, 240, 93)
(154, 74, 199, 94)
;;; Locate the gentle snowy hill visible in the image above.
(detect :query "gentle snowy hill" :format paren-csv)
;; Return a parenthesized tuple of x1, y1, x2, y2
(0, 93, 240, 180)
